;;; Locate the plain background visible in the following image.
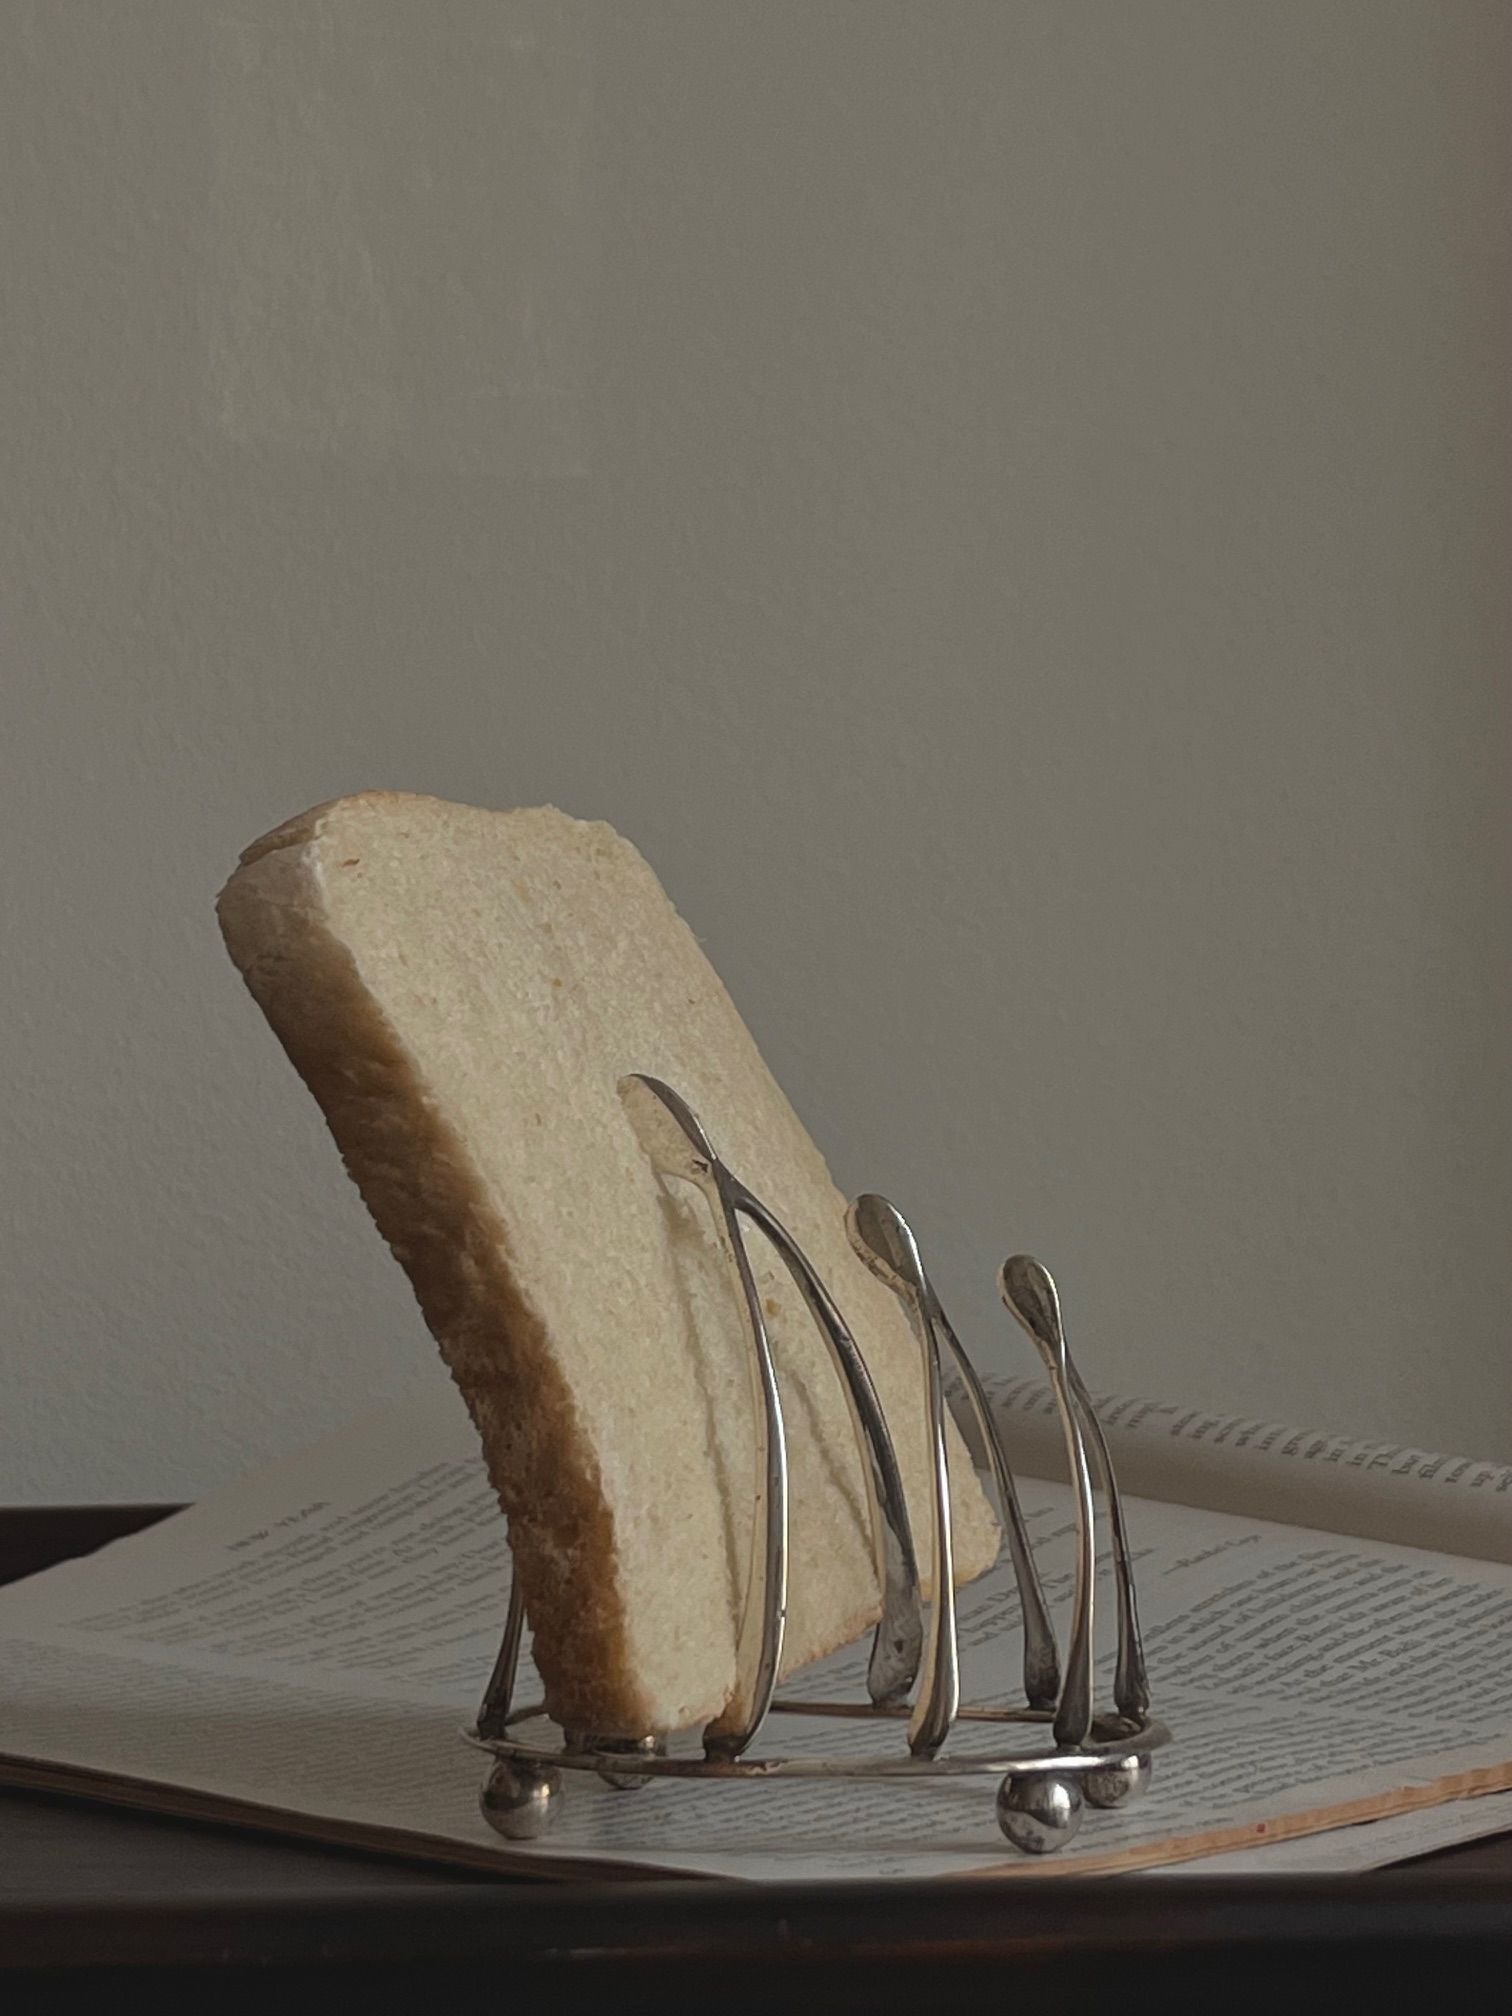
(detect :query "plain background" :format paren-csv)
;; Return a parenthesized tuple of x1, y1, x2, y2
(3, 1, 1509, 1500)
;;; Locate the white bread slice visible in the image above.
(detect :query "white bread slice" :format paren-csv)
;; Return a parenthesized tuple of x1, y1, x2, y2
(218, 793, 998, 1735)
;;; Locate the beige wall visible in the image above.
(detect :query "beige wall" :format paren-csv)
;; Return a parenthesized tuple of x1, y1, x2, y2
(3, 1, 1509, 1498)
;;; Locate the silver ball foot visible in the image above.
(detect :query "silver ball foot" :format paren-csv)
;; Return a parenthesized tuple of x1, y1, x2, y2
(590, 1734, 664, 1791)
(997, 1772, 1084, 1854)
(480, 1756, 562, 1841)
(1084, 1752, 1151, 1810)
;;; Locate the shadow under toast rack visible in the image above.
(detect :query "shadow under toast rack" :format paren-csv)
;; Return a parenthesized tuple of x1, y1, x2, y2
(465, 1074, 1169, 1855)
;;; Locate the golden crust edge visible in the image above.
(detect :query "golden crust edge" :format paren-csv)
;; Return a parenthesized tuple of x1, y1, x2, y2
(218, 796, 1003, 1730)
(217, 838, 663, 1733)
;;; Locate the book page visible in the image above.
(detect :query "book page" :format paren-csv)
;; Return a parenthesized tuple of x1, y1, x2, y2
(988, 1374, 1512, 1566)
(5, 1376, 1512, 1881)
(1153, 1790, 1512, 1876)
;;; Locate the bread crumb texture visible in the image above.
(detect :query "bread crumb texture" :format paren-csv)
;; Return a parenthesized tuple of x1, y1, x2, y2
(219, 793, 998, 1733)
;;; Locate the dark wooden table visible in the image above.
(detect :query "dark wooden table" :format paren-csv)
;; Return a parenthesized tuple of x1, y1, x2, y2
(5, 1508, 1512, 2011)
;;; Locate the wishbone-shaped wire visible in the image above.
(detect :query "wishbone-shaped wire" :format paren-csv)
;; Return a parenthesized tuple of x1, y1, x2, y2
(618, 1074, 923, 1756)
(468, 1076, 1167, 1859)
(1000, 1257, 1150, 1733)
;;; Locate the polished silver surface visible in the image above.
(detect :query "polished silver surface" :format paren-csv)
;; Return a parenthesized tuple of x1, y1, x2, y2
(475, 1574, 525, 1742)
(848, 1194, 1060, 1713)
(844, 1196, 958, 1758)
(999, 1254, 1150, 1726)
(737, 1186, 922, 1709)
(1068, 1353, 1151, 1720)
(468, 1709, 1171, 1784)
(620, 1073, 925, 1747)
(1083, 1750, 1150, 1809)
(479, 1754, 562, 1841)
(997, 1771, 1084, 1853)
(618, 1074, 790, 1761)
(468, 1077, 1169, 1854)
(567, 1730, 665, 1792)
(934, 1308, 1061, 1708)
(1000, 1256, 1097, 1748)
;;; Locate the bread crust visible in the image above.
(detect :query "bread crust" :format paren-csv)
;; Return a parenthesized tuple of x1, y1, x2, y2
(220, 827, 650, 1731)
(220, 795, 997, 1734)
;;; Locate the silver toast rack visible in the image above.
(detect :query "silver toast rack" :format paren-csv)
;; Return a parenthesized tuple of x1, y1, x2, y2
(466, 1074, 1170, 1855)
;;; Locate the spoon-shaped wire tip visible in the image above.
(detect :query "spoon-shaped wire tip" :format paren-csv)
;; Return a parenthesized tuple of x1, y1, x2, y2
(998, 1256, 1067, 1369)
(845, 1194, 928, 1299)
(617, 1073, 719, 1185)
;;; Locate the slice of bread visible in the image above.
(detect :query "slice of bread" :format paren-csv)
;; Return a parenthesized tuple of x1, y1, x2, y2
(218, 793, 998, 1735)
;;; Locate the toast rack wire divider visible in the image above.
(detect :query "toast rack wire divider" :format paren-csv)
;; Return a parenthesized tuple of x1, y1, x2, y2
(466, 1074, 1170, 1855)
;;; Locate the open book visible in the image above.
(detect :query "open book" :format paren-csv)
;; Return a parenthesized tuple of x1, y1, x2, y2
(6, 1371, 1512, 1882)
